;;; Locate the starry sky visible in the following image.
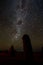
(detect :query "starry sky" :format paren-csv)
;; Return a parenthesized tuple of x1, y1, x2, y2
(0, 0, 43, 51)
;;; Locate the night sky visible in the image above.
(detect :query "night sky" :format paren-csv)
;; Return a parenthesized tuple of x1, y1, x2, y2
(0, 0, 43, 51)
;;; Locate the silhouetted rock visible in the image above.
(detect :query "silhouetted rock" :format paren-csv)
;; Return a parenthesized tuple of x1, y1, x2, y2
(9, 45, 16, 57)
(22, 34, 33, 63)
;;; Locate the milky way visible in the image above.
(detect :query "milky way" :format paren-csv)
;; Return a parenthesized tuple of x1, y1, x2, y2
(0, 0, 43, 51)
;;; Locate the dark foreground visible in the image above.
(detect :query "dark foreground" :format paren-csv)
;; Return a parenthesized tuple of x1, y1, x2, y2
(0, 52, 43, 64)
(0, 57, 43, 65)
